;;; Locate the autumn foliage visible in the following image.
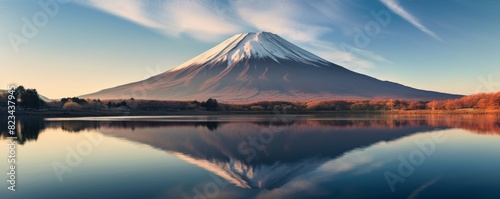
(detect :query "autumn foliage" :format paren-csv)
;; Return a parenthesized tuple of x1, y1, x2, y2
(304, 92, 500, 111)
(425, 92, 500, 110)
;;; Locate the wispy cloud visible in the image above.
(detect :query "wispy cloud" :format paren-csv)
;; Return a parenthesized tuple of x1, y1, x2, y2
(88, 0, 162, 28)
(306, 41, 390, 72)
(160, 1, 243, 41)
(83, 0, 242, 41)
(80, 0, 390, 70)
(407, 176, 443, 199)
(381, 0, 443, 41)
(235, 0, 332, 42)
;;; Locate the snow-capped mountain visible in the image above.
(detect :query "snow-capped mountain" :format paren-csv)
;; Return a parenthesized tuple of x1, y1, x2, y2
(170, 32, 331, 72)
(81, 31, 460, 101)
(96, 120, 441, 189)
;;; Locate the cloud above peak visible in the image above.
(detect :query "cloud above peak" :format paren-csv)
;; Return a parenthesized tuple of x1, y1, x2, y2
(161, 1, 243, 41)
(380, 0, 443, 41)
(80, 0, 391, 71)
(85, 0, 243, 41)
(235, 0, 333, 42)
(84, 0, 330, 43)
(88, 0, 162, 28)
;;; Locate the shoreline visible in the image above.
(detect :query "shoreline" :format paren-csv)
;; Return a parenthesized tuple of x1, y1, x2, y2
(2, 109, 499, 118)
(383, 109, 500, 115)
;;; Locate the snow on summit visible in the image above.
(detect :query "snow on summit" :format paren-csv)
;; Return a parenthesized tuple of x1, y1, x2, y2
(170, 31, 329, 71)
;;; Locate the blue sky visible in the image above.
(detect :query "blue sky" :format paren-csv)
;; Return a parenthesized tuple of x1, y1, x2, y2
(1, 0, 499, 98)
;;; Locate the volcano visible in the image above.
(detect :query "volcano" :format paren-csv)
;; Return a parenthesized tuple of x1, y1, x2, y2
(81, 31, 460, 101)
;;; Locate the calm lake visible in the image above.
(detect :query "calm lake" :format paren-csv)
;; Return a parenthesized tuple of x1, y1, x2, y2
(1, 114, 500, 199)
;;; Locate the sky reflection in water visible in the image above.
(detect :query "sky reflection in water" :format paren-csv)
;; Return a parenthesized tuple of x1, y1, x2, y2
(1, 114, 500, 199)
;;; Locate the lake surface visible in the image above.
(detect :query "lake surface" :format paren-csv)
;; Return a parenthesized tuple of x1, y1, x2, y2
(1, 114, 500, 199)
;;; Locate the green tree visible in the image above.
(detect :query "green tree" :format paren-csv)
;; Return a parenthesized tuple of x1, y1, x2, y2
(22, 89, 45, 108)
(15, 86, 45, 109)
(202, 98, 218, 111)
(15, 86, 26, 103)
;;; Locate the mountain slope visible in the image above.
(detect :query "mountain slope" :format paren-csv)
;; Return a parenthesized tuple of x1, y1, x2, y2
(95, 120, 442, 189)
(81, 32, 461, 101)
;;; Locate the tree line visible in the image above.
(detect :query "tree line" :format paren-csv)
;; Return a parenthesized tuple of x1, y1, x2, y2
(0, 86, 45, 109)
(304, 92, 500, 111)
(1, 86, 499, 112)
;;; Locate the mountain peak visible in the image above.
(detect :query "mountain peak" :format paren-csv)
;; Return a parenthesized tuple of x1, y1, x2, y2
(82, 32, 461, 102)
(236, 31, 274, 35)
(236, 31, 275, 37)
(170, 31, 330, 71)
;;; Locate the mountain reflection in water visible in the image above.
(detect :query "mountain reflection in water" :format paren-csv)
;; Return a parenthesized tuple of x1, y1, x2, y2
(1, 114, 499, 190)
